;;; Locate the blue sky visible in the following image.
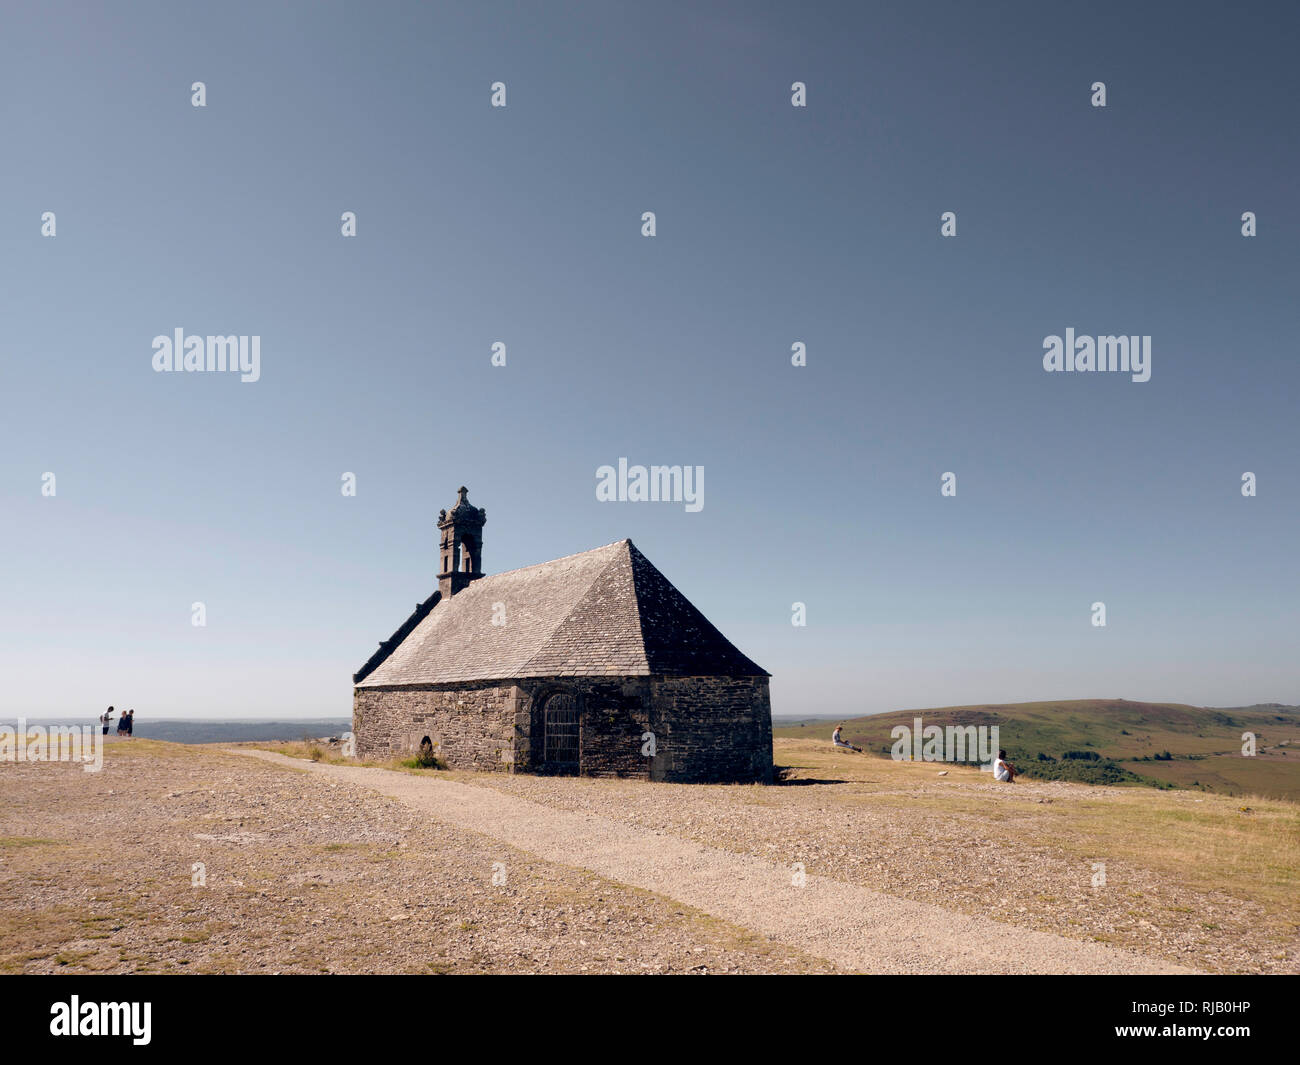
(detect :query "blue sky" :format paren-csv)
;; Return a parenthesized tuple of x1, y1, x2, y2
(2, 1, 1297, 718)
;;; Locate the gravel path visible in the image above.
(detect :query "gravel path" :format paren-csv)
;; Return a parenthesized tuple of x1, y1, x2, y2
(231, 750, 1196, 974)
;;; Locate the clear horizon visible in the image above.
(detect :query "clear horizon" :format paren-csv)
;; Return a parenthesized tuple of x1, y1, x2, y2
(5, 695, 1296, 724)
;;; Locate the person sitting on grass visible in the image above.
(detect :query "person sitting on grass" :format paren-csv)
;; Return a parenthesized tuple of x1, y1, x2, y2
(993, 749, 1016, 782)
(831, 725, 861, 752)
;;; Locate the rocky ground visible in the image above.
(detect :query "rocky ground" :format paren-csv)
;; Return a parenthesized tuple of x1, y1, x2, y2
(3, 736, 1295, 974)
(460, 747, 1298, 974)
(0, 740, 829, 974)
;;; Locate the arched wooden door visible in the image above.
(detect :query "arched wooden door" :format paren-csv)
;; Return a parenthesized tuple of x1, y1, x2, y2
(542, 693, 580, 774)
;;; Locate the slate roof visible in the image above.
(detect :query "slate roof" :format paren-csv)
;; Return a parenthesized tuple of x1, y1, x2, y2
(355, 539, 767, 687)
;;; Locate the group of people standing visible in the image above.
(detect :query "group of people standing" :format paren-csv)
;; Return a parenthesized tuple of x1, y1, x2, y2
(100, 706, 135, 737)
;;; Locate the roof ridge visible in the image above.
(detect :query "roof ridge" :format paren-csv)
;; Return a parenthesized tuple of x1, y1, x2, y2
(624, 540, 651, 666)
(352, 589, 441, 683)
(514, 541, 633, 676)
(623, 542, 770, 678)
(473, 539, 629, 584)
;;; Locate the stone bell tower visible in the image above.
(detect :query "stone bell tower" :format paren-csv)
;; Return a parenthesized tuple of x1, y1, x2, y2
(437, 486, 486, 598)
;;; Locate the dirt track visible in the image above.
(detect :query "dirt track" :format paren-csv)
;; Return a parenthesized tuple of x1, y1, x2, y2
(231, 749, 1196, 974)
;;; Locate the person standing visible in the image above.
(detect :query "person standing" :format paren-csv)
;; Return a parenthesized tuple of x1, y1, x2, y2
(101, 707, 114, 736)
(124, 709, 135, 738)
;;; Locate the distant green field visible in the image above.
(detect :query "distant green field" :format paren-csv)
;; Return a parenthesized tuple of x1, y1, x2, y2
(774, 700, 1300, 801)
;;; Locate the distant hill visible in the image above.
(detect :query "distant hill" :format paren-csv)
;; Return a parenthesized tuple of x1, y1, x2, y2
(774, 700, 1300, 801)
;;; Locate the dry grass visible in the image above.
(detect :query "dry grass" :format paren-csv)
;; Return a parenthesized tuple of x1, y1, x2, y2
(780, 740, 1300, 914)
(245, 741, 352, 766)
(244, 741, 448, 776)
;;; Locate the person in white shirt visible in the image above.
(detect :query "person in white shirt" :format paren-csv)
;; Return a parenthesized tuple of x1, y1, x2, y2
(993, 749, 1016, 782)
(831, 725, 861, 752)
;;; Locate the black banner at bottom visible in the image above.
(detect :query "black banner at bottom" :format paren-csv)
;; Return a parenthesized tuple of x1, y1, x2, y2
(3, 973, 1290, 1052)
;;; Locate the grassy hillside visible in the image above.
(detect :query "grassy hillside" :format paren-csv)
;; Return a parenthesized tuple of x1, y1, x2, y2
(774, 700, 1300, 801)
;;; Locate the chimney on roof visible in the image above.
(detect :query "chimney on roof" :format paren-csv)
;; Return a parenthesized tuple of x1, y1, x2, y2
(436, 486, 486, 598)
